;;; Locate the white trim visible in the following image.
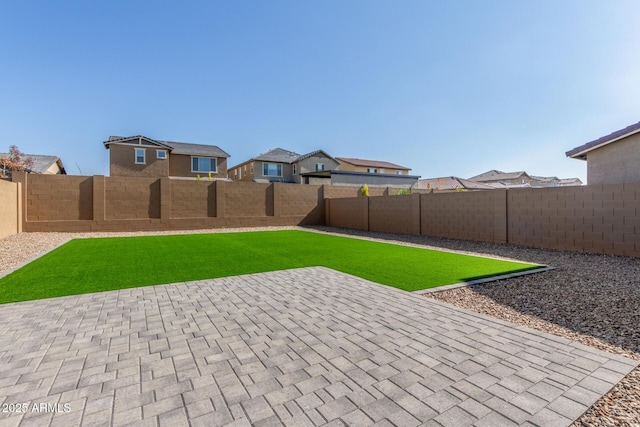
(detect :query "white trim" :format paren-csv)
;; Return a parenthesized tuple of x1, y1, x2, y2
(113, 142, 162, 149)
(156, 150, 167, 159)
(134, 148, 146, 164)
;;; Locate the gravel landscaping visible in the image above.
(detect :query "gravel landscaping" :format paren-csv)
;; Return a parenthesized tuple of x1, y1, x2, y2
(1, 226, 639, 425)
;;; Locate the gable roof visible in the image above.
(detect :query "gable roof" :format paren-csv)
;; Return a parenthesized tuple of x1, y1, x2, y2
(0, 153, 66, 174)
(104, 135, 229, 157)
(252, 148, 301, 163)
(336, 157, 410, 170)
(469, 170, 529, 182)
(295, 149, 338, 163)
(415, 176, 495, 191)
(566, 120, 640, 160)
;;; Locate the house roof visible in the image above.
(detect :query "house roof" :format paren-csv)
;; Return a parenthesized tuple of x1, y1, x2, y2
(0, 153, 66, 174)
(336, 157, 410, 170)
(104, 135, 229, 157)
(296, 149, 338, 163)
(469, 170, 529, 182)
(252, 148, 301, 164)
(566, 120, 640, 160)
(415, 177, 495, 191)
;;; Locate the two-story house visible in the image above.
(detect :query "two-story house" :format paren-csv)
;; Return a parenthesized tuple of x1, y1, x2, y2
(104, 135, 230, 179)
(228, 148, 339, 183)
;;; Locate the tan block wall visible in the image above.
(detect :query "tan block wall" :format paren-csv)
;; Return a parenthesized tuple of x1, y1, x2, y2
(109, 144, 169, 177)
(369, 194, 421, 235)
(26, 174, 93, 221)
(171, 180, 215, 218)
(421, 190, 508, 243)
(225, 182, 272, 217)
(169, 154, 228, 179)
(0, 180, 19, 238)
(105, 177, 160, 219)
(274, 183, 324, 224)
(324, 185, 386, 199)
(508, 184, 640, 257)
(327, 197, 369, 230)
(586, 134, 640, 185)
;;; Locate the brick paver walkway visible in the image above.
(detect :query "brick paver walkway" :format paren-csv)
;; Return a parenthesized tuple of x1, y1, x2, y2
(0, 267, 636, 426)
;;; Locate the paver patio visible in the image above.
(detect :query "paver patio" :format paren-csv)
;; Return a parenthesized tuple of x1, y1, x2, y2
(0, 267, 636, 426)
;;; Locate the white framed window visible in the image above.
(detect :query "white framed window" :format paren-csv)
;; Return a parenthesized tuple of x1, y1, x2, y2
(315, 163, 324, 172)
(244, 165, 247, 172)
(250, 162, 254, 174)
(367, 168, 377, 173)
(293, 164, 297, 175)
(135, 148, 146, 164)
(239, 168, 242, 179)
(234, 169, 237, 177)
(396, 171, 402, 175)
(156, 150, 167, 159)
(379, 169, 385, 174)
(191, 157, 217, 173)
(263, 162, 282, 177)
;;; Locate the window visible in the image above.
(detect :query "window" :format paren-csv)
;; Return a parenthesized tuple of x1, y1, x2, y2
(263, 162, 282, 177)
(250, 162, 254, 174)
(379, 169, 385, 174)
(367, 168, 377, 174)
(315, 163, 324, 172)
(244, 165, 247, 172)
(156, 150, 167, 159)
(293, 164, 297, 175)
(135, 149, 146, 164)
(239, 168, 242, 179)
(234, 169, 237, 177)
(396, 171, 402, 175)
(191, 157, 217, 173)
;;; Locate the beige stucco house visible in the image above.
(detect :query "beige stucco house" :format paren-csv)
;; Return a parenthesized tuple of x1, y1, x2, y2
(336, 157, 411, 175)
(228, 148, 340, 183)
(566, 121, 640, 185)
(104, 135, 230, 179)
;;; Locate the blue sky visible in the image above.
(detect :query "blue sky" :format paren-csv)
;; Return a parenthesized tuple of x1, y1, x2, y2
(2, 1, 640, 181)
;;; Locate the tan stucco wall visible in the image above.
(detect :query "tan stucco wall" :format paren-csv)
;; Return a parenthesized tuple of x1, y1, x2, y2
(109, 144, 169, 177)
(294, 155, 340, 183)
(169, 154, 228, 179)
(0, 179, 19, 238)
(229, 161, 255, 182)
(587, 134, 640, 184)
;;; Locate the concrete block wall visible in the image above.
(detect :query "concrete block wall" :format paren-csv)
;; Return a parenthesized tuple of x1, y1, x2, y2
(508, 184, 640, 257)
(274, 183, 324, 224)
(171, 180, 215, 218)
(26, 174, 93, 221)
(421, 190, 508, 243)
(224, 182, 272, 217)
(0, 179, 20, 239)
(369, 194, 421, 235)
(327, 197, 369, 230)
(105, 177, 160, 220)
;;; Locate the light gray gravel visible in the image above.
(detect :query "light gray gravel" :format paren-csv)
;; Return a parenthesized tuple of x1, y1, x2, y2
(1, 225, 639, 426)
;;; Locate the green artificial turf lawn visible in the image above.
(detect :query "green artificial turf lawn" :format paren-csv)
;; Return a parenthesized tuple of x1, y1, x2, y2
(0, 230, 540, 304)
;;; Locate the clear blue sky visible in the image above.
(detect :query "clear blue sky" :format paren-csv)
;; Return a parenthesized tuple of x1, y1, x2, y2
(2, 1, 640, 181)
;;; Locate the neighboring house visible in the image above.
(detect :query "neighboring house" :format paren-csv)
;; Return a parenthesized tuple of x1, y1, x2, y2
(301, 170, 420, 187)
(469, 170, 532, 187)
(336, 157, 411, 175)
(470, 170, 582, 188)
(228, 148, 339, 184)
(0, 153, 66, 176)
(415, 177, 494, 192)
(104, 135, 229, 179)
(566, 120, 640, 184)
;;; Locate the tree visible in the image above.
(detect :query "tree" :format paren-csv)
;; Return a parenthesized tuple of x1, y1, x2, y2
(0, 145, 34, 178)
